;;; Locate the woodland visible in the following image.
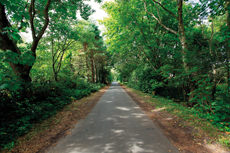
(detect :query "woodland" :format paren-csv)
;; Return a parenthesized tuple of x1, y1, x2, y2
(0, 0, 230, 151)
(0, 0, 112, 150)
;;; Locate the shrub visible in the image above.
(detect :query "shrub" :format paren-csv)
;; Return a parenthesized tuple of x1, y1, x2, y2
(0, 79, 105, 150)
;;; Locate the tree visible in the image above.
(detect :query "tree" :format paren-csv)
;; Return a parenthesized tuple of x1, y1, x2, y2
(77, 21, 108, 83)
(143, 0, 197, 101)
(0, 0, 100, 82)
(48, 18, 77, 81)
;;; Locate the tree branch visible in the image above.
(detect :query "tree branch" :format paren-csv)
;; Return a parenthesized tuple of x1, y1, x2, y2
(143, 0, 178, 35)
(29, 0, 36, 40)
(155, 4, 161, 22)
(18, 16, 25, 31)
(151, 0, 178, 20)
(56, 51, 65, 73)
(54, 37, 67, 64)
(37, 0, 51, 40)
(63, 40, 75, 51)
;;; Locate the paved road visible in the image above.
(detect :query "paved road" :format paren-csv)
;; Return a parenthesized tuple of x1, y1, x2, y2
(49, 82, 179, 153)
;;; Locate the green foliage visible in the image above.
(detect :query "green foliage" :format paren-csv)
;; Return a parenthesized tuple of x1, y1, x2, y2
(127, 64, 183, 100)
(102, 0, 230, 139)
(0, 80, 104, 150)
(3, 47, 35, 66)
(2, 27, 21, 41)
(0, 0, 110, 151)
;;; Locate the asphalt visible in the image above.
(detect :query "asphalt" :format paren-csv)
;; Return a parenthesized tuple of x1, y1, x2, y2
(48, 82, 179, 153)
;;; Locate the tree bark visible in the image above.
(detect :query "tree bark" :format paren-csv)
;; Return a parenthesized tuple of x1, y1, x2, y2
(211, 67, 217, 100)
(177, 0, 196, 102)
(102, 63, 105, 84)
(178, 0, 188, 72)
(94, 59, 98, 83)
(226, 1, 230, 95)
(90, 49, 95, 83)
(86, 56, 90, 82)
(0, 4, 32, 82)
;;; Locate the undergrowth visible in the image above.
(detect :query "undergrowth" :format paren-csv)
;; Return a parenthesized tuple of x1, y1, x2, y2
(125, 84, 230, 149)
(0, 79, 104, 151)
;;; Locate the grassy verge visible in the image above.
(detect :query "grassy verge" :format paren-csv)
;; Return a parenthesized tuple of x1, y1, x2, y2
(123, 84, 230, 150)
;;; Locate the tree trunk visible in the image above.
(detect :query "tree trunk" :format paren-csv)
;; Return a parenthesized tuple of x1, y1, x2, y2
(226, 1, 230, 95)
(54, 73, 58, 82)
(85, 56, 91, 82)
(90, 49, 95, 83)
(0, 0, 51, 82)
(102, 63, 105, 84)
(9, 63, 32, 82)
(178, 0, 188, 71)
(210, 62, 217, 100)
(178, 0, 196, 102)
(98, 63, 101, 82)
(95, 60, 98, 83)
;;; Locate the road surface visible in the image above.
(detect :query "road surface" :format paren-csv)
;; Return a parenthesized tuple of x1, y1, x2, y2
(48, 82, 179, 153)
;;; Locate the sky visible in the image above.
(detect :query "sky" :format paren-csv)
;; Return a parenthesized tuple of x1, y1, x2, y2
(78, 0, 110, 34)
(85, 0, 109, 21)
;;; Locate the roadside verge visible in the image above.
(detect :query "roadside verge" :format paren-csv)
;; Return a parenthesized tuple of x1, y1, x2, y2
(119, 83, 229, 153)
(3, 84, 111, 153)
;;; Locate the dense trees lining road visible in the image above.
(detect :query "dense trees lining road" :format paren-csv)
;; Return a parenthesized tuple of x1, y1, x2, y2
(102, 0, 230, 136)
(1, 0, 230, 151)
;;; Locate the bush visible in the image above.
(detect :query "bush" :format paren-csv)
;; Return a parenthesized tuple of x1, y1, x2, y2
(0, 79, 105, 150)
(127, 65, 230, 132)
(128, 64, 183, 99)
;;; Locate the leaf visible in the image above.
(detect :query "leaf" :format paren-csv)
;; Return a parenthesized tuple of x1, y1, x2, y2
(0, 83, 10, 90)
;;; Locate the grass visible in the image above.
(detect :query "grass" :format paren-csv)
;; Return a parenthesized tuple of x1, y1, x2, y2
(124, 84, 230, 150)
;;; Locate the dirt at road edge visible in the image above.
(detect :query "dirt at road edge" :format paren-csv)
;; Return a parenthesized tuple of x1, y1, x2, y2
(4, 84, 111, 153)
(119, 83, 229, 153)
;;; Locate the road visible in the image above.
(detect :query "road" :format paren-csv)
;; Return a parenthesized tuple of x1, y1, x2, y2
(48, 82, 179, 153)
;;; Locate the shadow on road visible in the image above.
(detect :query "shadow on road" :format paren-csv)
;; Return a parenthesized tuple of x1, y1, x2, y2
(49, 82, 179, 153)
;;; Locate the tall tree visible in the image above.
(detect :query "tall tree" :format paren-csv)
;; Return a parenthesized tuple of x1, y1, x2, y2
(0, 0, 100, 82)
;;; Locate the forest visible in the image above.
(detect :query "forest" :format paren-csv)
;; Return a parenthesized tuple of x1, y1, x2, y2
(0, 0, 230, 151)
